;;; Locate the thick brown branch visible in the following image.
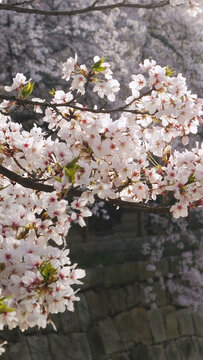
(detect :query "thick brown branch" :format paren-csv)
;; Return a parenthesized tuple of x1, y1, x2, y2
(0, 164, 170, 213)
(0, 1, 170, 16)
(0, 164, 54, 192)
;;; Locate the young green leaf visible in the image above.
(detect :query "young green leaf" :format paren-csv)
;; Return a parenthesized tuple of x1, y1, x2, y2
(91, 58, 107, 72)
(21, 81, 35, 98)
(165, 66, 174, 77)
(49, 88, 56, 96)
(0, 297, 15, 313)
(64, 156, 80, 184)
(39, 261, 57, 284)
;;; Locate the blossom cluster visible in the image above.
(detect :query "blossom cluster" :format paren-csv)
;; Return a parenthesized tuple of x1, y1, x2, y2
(170, 0, 203, 17)
(0, 55, 202, 353)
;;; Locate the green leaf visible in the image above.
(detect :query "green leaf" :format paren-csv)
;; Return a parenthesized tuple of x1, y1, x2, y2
(64, 156, 80, 184)
(91, 58, 107, 73)
(66, 156, 80, 169)
(54, 176, 62, 183)
(21, 81, 35, 98)
(0, 304, 15, 313)
(186, 173, 196, 185)
(49, 88, 56, 96)
(64, 166, 79, 184)
(165, 66, 174, 77)
(0, 298, 15, 313)
(39, 261, 57, 283)
(17, 226, 29, 240)
(0, 263, 5, 272)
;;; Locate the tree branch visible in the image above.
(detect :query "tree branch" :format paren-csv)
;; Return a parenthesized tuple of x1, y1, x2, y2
(0, 164, 54, 192)
(0, 92, 152, 116)
(149, 31, 184, 60)
(0, 164, 170, 213)
(0, 1, 170, 17)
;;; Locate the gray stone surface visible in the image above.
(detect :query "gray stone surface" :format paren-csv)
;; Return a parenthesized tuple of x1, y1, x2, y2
(98, 317, 124, 355)
(114, 311, 137, 347)
(130, 307, 152, 344)
(126, 284, 140, 308)
(112, 354, 129, 360)
(48, 333, 93, 360)
(161, 306, 179, 339)
(103, 263, 139, 288)
(88, 318, 123, 359)
(191, 337, 203, 360)
(176, 309, 194, 336)
(1, 341, 32, 360)
(85, 289, 110, 321)
(192, 312, 203, 337)
(152, 282, 167, 306)
(84, 267, 104, 289)
(109, 287, 126, 315)
(149, 345, 167, 360)
(75, 293, 90, 330)
(60, 309, 81, 334)
(176, 337, 196, 360)
(148, 308, 167, 343)
(26, 336, 53, 360)
(137, 261, 152, 281)
(130, 344, 150, 360)
(165, 341, 182, 360)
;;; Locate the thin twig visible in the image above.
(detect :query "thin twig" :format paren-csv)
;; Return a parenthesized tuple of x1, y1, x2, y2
(12, 155, 35, 178)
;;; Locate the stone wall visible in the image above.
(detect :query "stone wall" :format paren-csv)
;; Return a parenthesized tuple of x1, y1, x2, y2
(0, 209, 202, 359)
(1, 249, 203, 360)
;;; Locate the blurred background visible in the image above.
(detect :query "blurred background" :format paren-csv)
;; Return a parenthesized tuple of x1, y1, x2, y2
(0, 1, 203, 359)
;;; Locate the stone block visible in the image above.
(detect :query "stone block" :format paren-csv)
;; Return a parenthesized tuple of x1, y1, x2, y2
(192, 312, 203, 337)
(131, 344, 150, 360)
(85, 289, 110, 321)
(75, 293, 90, 330)
(130, 307, 152, 344)
(48, 333, 93, 360)
(103, 263, 139, 288)
(83, 267, 104, 289)
(152, 282, 167, 306)
(109, 287, 126, 315)
(126, 284, 140, 308)
(195, 337, 203, 355)
(148, 345, 166, 360)
(111, 354, 129, 360)
(161, 306, 179, 339)
(59, 309, 81, 334)
(137, 261, 152, 281)
(176, 309, 194, 336)
(88, 318, 123, 358)
(191, 337, 203, 360)
(26, 336, 53, 360)
(1, 341, 32, 360)
(88, 325, 107, 359)
(148, 308, 167, 343)
(165, 341, 181, 360)
(113, 311, 136, 347)
(176, 337, 197, 360)
(156, 260, 169, 277)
